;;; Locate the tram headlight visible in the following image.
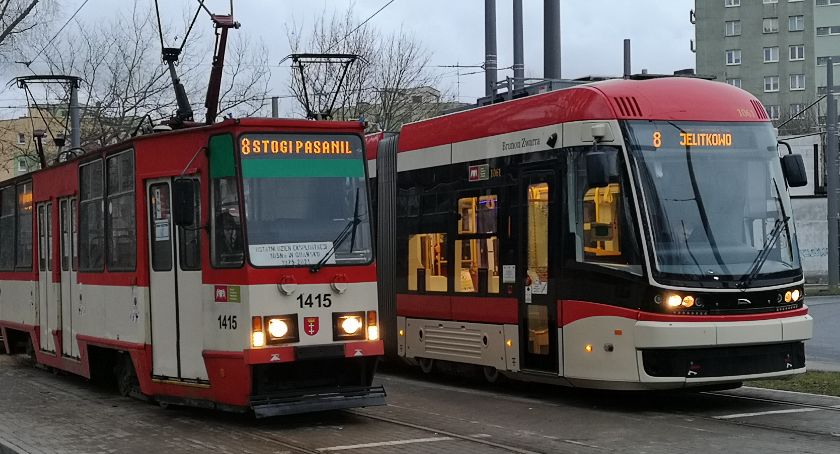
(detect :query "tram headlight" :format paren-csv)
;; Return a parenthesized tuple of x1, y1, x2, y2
(791, 289, 801, 302)
(268, 318, 289, 338)
(682, 296, 695, 308)
(332, 312, 367, 340)
(341, 316, 363, 335)
(666, 294, 683, 308)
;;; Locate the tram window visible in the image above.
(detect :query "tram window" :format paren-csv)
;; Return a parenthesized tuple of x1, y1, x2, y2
(455, 238, 500, 293)
(38, 205, 45, 271)
(178, 180, 201, 271)
(0, 187, 15, 271)
(212, 176, 243, 267)
(527, 183, 550, 286)
(149, 183, 172, 272)
(567, 148, 642, 274)
(79, 160, 104, 272)
(106, 151, 135, 271)
(15, 181, 32, 270)
(455, 194, 499, 294)
(407, 233, 448, 292)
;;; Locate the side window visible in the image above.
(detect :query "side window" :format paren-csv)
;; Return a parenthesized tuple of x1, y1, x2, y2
(407, 233, 447, 292)
(149, 183, 172, 272)
(455, 194, 500, 294)
(0, 187, 15, 270)
(178, 179, 201, 271)
(79, 160, 105, 271)
(212, 177, 243, 267)
(567, 147, 642, 274)
(15, 181, 32, 270)
(106, 151, 135, 271)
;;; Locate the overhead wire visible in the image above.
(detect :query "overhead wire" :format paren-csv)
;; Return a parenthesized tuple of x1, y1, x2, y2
(26, 0, 90, 66)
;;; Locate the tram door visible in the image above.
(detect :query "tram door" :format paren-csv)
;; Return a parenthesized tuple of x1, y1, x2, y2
(59, 198, 78, 358)
(146, 178, 207, 381)
(37, 202, 57, 353)
(519, 172, 559, 372)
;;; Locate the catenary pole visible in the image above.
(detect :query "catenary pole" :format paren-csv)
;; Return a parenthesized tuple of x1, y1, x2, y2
(827, 58, 839, 286)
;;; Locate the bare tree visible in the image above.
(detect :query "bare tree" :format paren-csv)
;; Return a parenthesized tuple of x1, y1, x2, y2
(9, 1, 269, 151)
(0, 0, 54, 56)
(286, 6, 445, 130)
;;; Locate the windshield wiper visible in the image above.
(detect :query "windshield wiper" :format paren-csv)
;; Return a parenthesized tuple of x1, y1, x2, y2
(738, 216, 789, 289)
(738, 179, 792, 289)
(310, 188, 361, 273)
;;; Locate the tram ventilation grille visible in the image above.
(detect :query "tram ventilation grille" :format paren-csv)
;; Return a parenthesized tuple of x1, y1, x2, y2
(613, 96, 643, 117)
(751, 100, 769, 119)
(424, 326, 484, 359)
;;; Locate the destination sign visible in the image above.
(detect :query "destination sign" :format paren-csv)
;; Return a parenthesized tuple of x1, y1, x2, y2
(239, 133, 362, 158)
(652, 130, 733, 149)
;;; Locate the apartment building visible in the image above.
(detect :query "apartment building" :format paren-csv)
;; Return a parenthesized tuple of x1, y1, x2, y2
(695, 0, 840, 132)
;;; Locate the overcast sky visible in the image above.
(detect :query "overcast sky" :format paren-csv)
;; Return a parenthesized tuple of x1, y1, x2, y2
(6, 0, 696, 116)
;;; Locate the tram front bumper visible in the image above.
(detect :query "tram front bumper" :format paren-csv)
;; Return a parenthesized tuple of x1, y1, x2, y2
(634, 313, 813, 383)
(251, 385, 386, 418)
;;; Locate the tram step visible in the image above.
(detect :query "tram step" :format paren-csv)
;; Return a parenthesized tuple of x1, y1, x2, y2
(251, 385, 386, 418)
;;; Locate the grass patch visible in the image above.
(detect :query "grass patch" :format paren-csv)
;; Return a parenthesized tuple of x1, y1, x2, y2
(749, 371, 840, 397)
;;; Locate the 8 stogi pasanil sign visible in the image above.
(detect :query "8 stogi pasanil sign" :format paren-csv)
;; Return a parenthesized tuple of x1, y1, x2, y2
(249, 242, 336, 267)
(238, 133, 365, 179)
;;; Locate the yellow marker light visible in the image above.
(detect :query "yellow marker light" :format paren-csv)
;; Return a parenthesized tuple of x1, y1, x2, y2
(252, 331, 265, 347)
(791, 289, 801, 302)
(784, 291, 793, 303)
(367, 325, 380, 341)
(267, 319, 289, 338)
(399, 329, 405, 337)
(505, 339, 513, 347)
(682, 296, 695, 308)
(585, 344, 593, 353)
(341, 316, 363, 335)
(614, 329, 623, 336)
(666, 294, 683, 308)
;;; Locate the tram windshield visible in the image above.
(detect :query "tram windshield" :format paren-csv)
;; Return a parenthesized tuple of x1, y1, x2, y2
(239, 133, 373, 267)
(625, 121, 800, 287)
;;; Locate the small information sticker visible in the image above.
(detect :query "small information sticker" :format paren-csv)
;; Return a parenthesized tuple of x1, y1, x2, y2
(502, 265, 516, 284)
(249, 242, 336, 267)
(154, 219, 170, 241)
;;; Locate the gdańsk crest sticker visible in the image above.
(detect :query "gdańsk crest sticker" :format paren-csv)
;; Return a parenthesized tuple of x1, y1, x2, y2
(304, 317, 319, 336)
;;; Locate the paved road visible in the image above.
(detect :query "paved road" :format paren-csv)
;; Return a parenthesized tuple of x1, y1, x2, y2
(805, 295, 840, 371)
(2, 355, 840, 454)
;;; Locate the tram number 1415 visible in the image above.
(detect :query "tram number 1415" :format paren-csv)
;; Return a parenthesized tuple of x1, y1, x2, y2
(218, 315, 238, 330)
(298, 293, 332, 308)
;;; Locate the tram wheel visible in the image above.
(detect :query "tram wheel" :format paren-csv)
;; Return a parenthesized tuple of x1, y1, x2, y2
(482, 366, 504, 384)
(115, 354, 140, 398)
(418, 357, 435, 374)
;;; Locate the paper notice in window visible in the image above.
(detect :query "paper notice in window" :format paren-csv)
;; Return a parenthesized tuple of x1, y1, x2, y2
(249, 242, 336, 267)
(154, 220, 170, 241)
(502, 265, 515, 284)
(531, 281, 548, 295)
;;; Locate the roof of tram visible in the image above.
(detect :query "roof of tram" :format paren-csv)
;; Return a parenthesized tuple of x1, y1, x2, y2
(393, 77, 769, 153)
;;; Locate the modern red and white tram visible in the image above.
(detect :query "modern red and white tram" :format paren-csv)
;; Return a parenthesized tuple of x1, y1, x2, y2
(368, 77, 813, 389)
(0, 118, 383, 416)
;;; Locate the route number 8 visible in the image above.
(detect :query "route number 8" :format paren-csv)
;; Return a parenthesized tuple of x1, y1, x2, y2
(653, 131, 662, 149)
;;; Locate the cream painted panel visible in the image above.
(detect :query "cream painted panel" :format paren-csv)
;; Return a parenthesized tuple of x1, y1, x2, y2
(563, 316, 639, 382)
(397, 316, 406, 357)
(635, 321, 717, 348)
(76, 283, 106, 341)
(504, 324, 520, 372)
(101, 285, 145, 343)
(203, 283, 246, 352)
(450, 124, 562, 164)
(0, 280, 37, 325)
(716, 319, 782, 345)
(247, 282, 378, 347)
(367, 160, 376, 178)
(397, 145, 450, 172)
(403, 318, 507, 370)
(781, 315, 813, 341)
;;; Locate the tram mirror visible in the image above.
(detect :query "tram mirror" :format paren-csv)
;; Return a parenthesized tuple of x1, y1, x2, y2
(780, 154, 807, 188)
(172, 178, 196, 226)
(586, 151, 610, 188)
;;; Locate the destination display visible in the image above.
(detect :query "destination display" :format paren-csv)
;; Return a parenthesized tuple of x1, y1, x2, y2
(240, 133, 361, 158)
(249, 242, 337, 267)
(652, 130, 734, 149)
